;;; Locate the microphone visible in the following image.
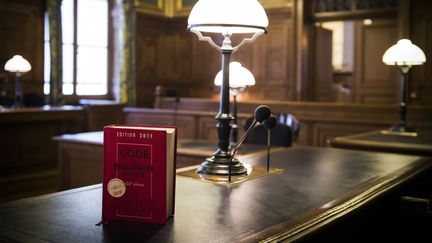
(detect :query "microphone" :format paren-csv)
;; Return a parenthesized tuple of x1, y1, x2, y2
(228, 105, 271, 182)
(263, 115, 277, 172)
(233, 105, 271, 152)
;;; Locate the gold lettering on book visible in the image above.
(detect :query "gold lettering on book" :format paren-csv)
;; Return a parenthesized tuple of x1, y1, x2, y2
(139, 133, 152, 139)
(116, 131, 136, 138)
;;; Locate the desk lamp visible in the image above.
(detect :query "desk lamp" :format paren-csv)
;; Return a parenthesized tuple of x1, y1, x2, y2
(188, 0, 268, 175)
(4, 55, 32, 108)
(382, 39, 426, 132)
(214, 61, 255, 144)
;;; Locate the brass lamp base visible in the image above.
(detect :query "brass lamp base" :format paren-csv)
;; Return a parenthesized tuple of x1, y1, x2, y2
(196, 149, 247, 175)
(390, 122, 416, 133)
(178, 164, 283, 187)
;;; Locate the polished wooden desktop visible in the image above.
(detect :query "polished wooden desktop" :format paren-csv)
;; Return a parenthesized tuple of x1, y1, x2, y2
(330, 129, 432, 156)
(53, 131, 268, 189)
(1, 147, 431, 242)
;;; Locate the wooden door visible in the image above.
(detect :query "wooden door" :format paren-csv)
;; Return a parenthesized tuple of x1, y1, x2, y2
(313, 26, 334, 101)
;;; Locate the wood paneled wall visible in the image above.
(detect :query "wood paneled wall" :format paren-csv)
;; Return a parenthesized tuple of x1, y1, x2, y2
(410, 0, 432, 105)
(0, 0, 431, 107)
(354, 18, 399, 103)
(134, 0, 432, 107)
(0, 0, 44, 96)
(124, 107, 250, 142)
(134, 7, 297, 106)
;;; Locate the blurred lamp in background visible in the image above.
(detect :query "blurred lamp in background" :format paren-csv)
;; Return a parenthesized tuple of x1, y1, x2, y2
(4, 55, 32, 108)
(382, 39, 426, 133)
(188, 0, 268, 176)
(214, 62, 255, 144)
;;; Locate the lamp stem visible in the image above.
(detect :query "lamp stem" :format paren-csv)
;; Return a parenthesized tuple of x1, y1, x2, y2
(14, 73, 23, 108)
(215, 50, 232, 153)
(196, 35, 247, 176)
(391, 66, 414, 132)
(231, 93, 238, 143)
(400, 71, 407, 126)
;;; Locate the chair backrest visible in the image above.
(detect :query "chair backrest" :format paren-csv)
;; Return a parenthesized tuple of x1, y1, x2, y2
(277, 113, 299, 141)
(243, 113, 299, 147)
(23, 92, 46, 107)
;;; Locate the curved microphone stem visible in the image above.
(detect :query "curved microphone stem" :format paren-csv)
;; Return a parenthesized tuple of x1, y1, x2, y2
(172, 97, 180, 126)
(232, 120, 257, 155)
(267, 128, 270, 172)
(228, 120, 258, 182)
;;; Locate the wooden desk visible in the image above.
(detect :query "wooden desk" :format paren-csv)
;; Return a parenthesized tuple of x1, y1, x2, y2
(54, 131, 267, 189)
(0, 147, 431, 242)
(330, 130, 432, 156)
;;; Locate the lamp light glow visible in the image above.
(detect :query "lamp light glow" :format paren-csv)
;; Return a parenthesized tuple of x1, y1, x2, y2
(214, 62, 255, 88)
(4, 55, 32, 74)
(188, 0, 268, 34)
(382, 39, 426, 67)
(214, 62, 256, 144)
(4, 55, 32, 108)
(382, 39, 426, 132)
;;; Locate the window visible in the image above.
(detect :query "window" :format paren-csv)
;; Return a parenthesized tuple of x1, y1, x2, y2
(44, 0, 108, 96)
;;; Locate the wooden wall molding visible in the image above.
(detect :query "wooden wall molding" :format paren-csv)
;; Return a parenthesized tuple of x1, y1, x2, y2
(153, 97, 432, 146)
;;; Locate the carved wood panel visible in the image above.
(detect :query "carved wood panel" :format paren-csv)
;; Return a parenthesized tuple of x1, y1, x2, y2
(313, 26, 334, 101)
(249, 14, 295, 101)
(410, 0, 432, 105)
(191, 36, 220, 86)
(135, 9, 295, 105)
(198, 116, 217, 141)
(354, 18, 398, 104)
(125, 112, 197, 139)
(0, 1, 44, 95)
(172, 32, 193, 83)
(310, 122, 386, 147)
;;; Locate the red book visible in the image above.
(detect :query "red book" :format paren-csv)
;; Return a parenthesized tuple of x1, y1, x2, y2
(102, 124, 177, 224)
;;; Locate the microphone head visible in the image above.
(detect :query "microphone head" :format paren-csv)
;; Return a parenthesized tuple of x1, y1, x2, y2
(264, 115, 277, 129)
(254, 105, 271, 123)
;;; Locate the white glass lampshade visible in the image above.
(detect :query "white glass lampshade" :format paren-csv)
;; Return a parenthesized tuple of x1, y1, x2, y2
(382, 39, 426, 66)
(188, 0, 268, 34)
(4, 55, 32, 73)
(214, 62, 256, 88)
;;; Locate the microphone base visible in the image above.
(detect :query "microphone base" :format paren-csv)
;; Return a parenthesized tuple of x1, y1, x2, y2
(196, 150, 247, 176)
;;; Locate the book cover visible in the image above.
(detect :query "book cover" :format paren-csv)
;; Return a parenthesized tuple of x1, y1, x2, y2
(102, 124, 177, 224)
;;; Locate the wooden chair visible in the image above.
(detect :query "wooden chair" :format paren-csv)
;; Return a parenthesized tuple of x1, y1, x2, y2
(244, 113, 299, 147)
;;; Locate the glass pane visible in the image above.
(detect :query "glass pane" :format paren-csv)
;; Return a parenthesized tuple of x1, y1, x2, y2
(77, 84, 107, 95)
(77, 0, 108, 47)
(62, 44, 74, 86)
(61, 0, 74, 44)
(63, 82, 73, 95)
(44, 13, 49, 41)
(44, 83, 50, 95)
(44, 13, 50, 94)
(44, 42, 51, 94)
(76, 46, 107, 95)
